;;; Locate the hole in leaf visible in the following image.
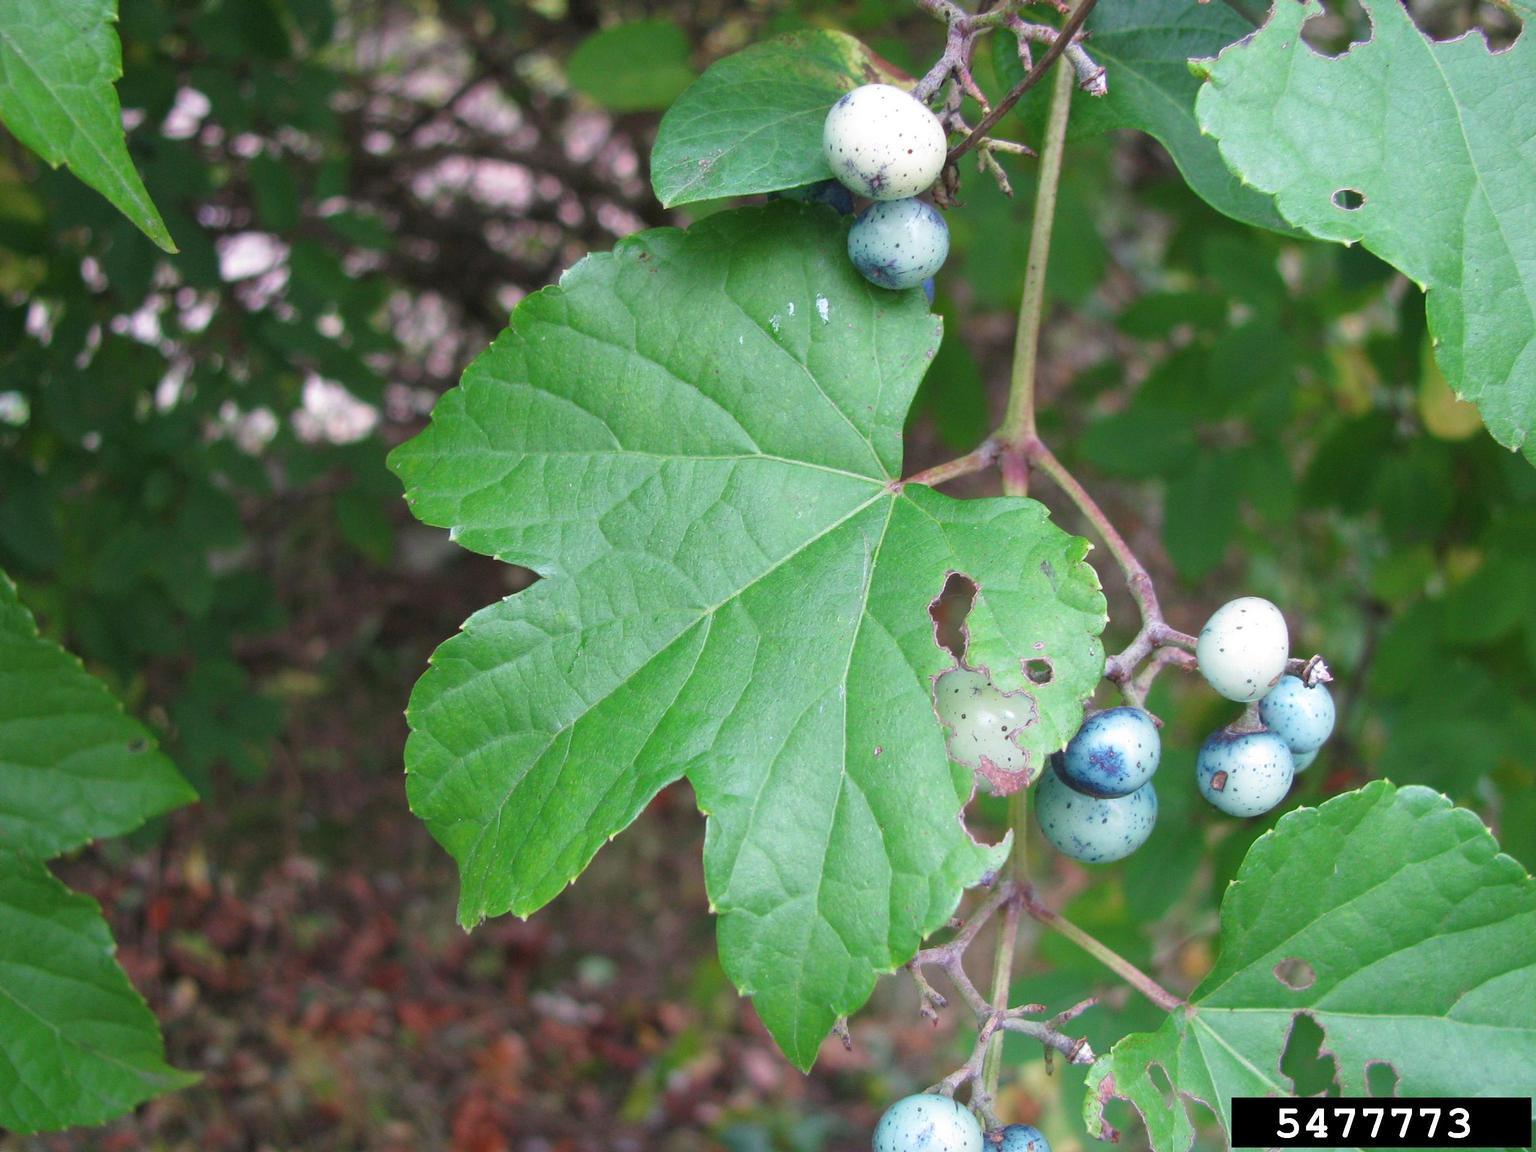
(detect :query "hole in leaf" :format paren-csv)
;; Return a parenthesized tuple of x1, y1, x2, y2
(1148, 1063, 1179, 1111)
(127, 738, 148, 753)
(1301, 0, 1372, 57)
(1024, 658, 1053, 685)
(929, 572, 977, 662)
(1333, 188, 1366, 211)
(1274, 956, 1316, 991)
(1281, 1011, 1341, 1097)
(1366, 1060, 1400, 1098)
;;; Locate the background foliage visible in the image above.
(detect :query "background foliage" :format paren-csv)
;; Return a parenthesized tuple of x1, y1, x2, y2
(0, 0, 1530, 1149)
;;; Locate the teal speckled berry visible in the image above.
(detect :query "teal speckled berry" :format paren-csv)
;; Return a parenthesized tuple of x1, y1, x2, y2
(824, 83, 947, 201)
(873, 1093, 984, 1152)
(1291, 748, 1318, 773)
(1035, 763, 1157, 864)
(996, 1124, 1050, 1152)
(1259, 675, 1335, 755)
(848, 198, 949, 291)
(1196, 729, 1294, 818)
(1059, 706, 1160, 798)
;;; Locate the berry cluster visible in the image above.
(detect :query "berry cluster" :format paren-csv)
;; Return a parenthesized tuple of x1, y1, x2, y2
(932, 596, 1335, 866)
(873, 1094, 1049, 1152)
(815, 84, 951, 293)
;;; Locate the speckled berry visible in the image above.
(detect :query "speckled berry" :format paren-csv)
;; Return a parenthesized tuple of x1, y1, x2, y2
(823, 83, 947, 201)
(1196, 597, 1290, 702)
(996, 1124, 1050, 1152)
(1196, 729, 1294, 818)
(873, 1093, 984, 1152)
(934, 667, 1031, 789)
(849, 198, 949, 291)
(1059, 706, 1160, 798)
(1035, 762, 1157, 864)
(774, 179, 855, 215)
(1259, 675, 1335, 755)
(1291, 747, 1318, 773)
(922, 276, 936, 304)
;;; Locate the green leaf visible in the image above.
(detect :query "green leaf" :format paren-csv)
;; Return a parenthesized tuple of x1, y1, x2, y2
(997, 1, 1291, 233)
(567, 20, 696, 113)
(0, 848, 198, 1134)
(651, 31, 895, 208)
(391, 203, 1108, 1068)
(1086, 782, 1536, 1151)
(0, 0, 174, 251)
(1195, 0, 1536, 461)
(0, 571, 195, 858)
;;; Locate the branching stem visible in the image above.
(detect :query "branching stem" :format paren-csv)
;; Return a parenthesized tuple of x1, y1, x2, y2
(1020, 885, 1184, 1014)
(946, 0, 1101, 164)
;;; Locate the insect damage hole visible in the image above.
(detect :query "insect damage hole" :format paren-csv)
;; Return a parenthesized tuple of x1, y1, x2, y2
(1280, 1011, 1342, 1098)
(1365, 1059, 1400, 1098)
(1333, 188, 1366, 210)
(1024, 658, 1053, 685)
(1273, 956, 1316, 991)
(928, 571, 977, 662)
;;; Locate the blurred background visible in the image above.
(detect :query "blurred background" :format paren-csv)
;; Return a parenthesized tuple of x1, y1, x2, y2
(0, 1, 1530, 1149)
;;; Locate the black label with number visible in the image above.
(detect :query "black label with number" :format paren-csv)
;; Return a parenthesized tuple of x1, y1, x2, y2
(1230, 1097, 1533, 1148)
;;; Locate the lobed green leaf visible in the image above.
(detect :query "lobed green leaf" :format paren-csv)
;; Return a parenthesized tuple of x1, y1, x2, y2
(1086, 782, 1536, 1152)
(0, 571, 195, 858)
(0, 849, 198, 1133)
(391, 203, 1108, 1067)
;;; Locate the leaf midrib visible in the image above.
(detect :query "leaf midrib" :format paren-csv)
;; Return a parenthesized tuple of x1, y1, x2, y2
(0, 13, 155, 226)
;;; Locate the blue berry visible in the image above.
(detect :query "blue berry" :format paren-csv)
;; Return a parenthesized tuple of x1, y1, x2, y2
(996, 1125, 1050, 1152)
(1259, 675, 1335, 755)
(873, 1093, 984, 1152)
(1058, 706, 1160, 798)
(848, 198, 949, 291)
(1196, 729, 1294, 818)
(922, 277, 936, 304)
(774, 179, 856, 215)
(1035, 763, 1157, 864)
(1291, 748, 1318, 773)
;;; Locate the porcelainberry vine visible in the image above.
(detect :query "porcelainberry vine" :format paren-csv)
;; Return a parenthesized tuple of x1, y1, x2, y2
(388, 1, 1536, 1149)
(1, 0, 1533, 1141)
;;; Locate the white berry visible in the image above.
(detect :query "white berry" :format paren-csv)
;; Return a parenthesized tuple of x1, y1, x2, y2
(1196, 596, 1290, 702)
(823, 83, 947, 201)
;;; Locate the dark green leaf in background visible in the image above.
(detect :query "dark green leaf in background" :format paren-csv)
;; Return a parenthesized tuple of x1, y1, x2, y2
(651, 31, 896, 207)
(995, 0, 1290, 233)
(567, 20, 697, 113)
